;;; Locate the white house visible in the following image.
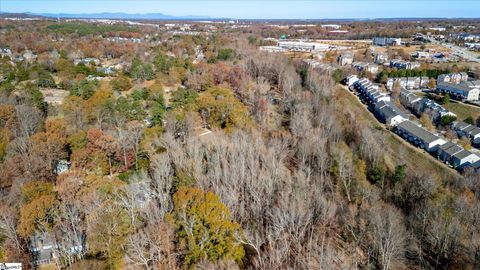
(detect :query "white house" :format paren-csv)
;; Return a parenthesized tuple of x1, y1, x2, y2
(338, 53, 354, 66)
(400, 89, 422, 107)
(374, 53, 389, 64)
(22, 50, 37, 63)
(344, 75, 359, 87)
(450, 150, 480, 169)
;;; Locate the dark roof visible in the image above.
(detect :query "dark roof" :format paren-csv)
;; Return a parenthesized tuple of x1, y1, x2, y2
(471, 159, 480, 169)
(439, 141, 455, 151)
(398, 121, 442, 144)
(452, 149, 475, 160)
(464, 125, 476, 133)
(443, 143, 463, 156)
(452, 121, 470, 130)
(376, 101, 408, 120)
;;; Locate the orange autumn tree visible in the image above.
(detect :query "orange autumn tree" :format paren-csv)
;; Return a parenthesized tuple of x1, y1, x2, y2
(169, 186, 245, 267)
(17, 181, 58, 238)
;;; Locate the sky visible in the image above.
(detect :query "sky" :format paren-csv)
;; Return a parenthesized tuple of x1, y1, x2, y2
(1, 1, 479, 19)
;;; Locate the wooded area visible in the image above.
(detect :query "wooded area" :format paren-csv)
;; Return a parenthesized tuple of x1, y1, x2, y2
(0, 19, 480, 270)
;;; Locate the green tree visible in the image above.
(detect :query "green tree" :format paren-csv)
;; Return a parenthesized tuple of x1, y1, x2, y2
(465, 116, 474, 125)
(332, 69, 344, 83)
(440, 115, 457, 126)
(70, 80, 98, 100)
(171, 88, 198, 108)
(248, 36, 257, 45)
(150, 95, 166, 126)
(114, 97, 146, 121)
(110, 75, 132, 92)
(154, 52, 174, 73)
(368, 164, 386, 185)
(130, 88, 148, 101)
(217, 48, 236, 61)
(392, 164, 406, 184)
(168, 187, 245, 267)
(130, 58, 154, 81)
(442, 93, 450, 105)
(37, 70, 56, 88)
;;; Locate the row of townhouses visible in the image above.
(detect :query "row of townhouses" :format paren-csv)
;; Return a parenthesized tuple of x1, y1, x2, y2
(346, 76, 480, 171)
(400, 89, 456, 122)
(452, 121, 480, 145)
(396, 120, 480, 170)
(352, 77, 409, 126)
(352, 61, 379, 74)
(339, 52, 389, 66)
(436, 80, 480, 101)
(437, 72, 469, 84)
(386, 76, 429, 90)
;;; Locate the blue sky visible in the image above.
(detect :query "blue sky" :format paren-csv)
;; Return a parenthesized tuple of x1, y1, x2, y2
(1, 1, 479, 19)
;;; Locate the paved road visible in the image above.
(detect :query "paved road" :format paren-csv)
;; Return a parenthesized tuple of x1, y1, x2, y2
(427, 37, 480, 63)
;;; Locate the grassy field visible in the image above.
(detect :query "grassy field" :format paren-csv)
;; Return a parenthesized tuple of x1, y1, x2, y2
(445, 101, 480, 121)
(336, 84, 459, 179)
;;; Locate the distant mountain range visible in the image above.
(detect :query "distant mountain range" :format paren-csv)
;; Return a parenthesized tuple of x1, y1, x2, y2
(0, 12, 213, 20)
(0, 12, 477, 21)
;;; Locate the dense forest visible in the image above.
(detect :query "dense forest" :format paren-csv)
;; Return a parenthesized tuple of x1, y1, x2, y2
(0, 20, 480, 270)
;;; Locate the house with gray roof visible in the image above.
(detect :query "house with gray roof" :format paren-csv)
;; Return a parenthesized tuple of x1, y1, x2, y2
(416, 98, 456, 121)
(436, 80, 480, 101)
(451, 149, 480, 169)
(452, 121, 480, 144)
(375, 101, 408, 126)
(396, 120, 447, 152)
(437, 141, 463, 164)
(400, 89, 422, 108)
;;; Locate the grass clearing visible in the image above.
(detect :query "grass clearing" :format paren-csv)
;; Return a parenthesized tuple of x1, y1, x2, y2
(444, 101, 480, 121)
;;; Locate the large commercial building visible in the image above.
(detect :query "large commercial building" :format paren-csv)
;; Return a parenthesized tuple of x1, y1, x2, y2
(372, 37, 402, 46)
(277, 41, 330, 52)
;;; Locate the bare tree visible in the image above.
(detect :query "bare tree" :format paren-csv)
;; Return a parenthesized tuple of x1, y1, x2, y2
(368, 204, 407, 270)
